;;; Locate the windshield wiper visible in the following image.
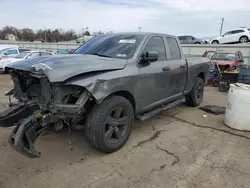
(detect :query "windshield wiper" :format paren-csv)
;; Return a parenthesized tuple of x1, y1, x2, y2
(86, 53, 112, 58)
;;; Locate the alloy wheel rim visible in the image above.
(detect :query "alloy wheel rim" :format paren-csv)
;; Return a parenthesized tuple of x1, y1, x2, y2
(104, 106, 129, 143)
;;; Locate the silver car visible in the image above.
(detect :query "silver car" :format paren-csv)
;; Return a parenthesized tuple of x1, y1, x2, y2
(178, 35, 207, 44)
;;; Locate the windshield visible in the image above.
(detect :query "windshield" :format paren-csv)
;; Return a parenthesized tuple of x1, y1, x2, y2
(212, 53, 236, 61)
(15, 51, 31, 58)
(0, 48, 11, 55)
(207, 52, 215, 59)
(74, 34, 144, 59)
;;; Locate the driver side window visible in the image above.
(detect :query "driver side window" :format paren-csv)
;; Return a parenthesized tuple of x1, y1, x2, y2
(142, 36, 166, 61)
(224, 31, 232, 36)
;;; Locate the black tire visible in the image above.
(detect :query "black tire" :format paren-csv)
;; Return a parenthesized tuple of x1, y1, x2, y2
(212, 40, 219, 44)
(186, 77, 205, 107)
(195, 42, 201, 44)
(239, 36, 248, 43)
(85, 96, 134, 153)
(212, 79, 219, 87)
(218, 82, 229, 92)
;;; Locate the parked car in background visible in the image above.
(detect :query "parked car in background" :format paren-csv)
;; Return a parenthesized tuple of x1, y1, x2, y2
(178, 35, 207, 44)
(203, 50, 217, 59)
(54, 49, 72, 54)
(0, 45, 18, 50)
(0, 48, 32, 58)
(1, 32, 209, 157)
(210, 50, 244, 70)
(210, 28, 250, 44)
(0, 51, 53, 72)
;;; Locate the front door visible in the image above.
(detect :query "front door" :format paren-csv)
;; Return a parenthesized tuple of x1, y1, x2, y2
(137, 36, 172, 111)
(221, 31, 233, 43)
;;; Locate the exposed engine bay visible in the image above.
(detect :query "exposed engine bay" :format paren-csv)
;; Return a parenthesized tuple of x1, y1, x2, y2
(2, 70, 94, 157)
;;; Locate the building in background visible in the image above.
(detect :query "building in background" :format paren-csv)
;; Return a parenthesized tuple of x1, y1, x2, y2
(5, 34, 16, 41)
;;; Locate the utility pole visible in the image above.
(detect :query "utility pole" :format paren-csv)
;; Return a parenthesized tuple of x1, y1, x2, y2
(45, 30, 47, 42)
(220, 18, 224, 36)
(138, 27, 141, 32)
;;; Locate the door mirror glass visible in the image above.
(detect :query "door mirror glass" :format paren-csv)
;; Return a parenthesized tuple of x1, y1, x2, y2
(141, 51, 158, 63)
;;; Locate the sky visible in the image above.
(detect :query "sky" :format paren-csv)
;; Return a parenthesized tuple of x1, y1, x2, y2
(1, 0, 250, 38)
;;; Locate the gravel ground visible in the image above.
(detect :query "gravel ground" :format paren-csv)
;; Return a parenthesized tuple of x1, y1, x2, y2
(1, 74, 250, 188)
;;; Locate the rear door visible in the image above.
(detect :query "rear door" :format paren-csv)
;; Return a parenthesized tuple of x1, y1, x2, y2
(230, 30, 245, 43)
(138, 35, 172, 111)
(164, 37, 187, 97)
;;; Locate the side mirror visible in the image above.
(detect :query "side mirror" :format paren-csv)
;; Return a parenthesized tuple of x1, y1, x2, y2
(141, 51, 158, 63)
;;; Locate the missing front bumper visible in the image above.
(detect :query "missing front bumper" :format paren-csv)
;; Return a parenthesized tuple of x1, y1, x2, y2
(8, 114, 44, 158)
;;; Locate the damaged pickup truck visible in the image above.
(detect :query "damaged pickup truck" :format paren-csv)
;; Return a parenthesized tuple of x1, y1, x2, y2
(0, 32, 209, 157)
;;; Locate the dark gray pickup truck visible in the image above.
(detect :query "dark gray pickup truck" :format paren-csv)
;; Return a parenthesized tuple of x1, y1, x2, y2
(0, 32, 209, 157)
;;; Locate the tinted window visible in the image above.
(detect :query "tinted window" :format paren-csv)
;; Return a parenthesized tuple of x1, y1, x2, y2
(19, 49, 31, 53)
(6, 49, 18, 55)
(232, 30, 245, 34)
(224, 31, 232, 36)
(178, 36, 185, 40)
(74, 34, 144, 59)
(142, 36, 166, 61)
(166, 37, 181, 59)
(41, 52, 52, 56)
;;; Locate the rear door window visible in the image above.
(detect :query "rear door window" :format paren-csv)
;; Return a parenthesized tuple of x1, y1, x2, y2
(165, 37, 181, 60)
(231, 30, 245, 34)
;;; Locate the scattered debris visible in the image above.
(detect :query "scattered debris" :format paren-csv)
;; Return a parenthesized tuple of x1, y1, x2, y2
(199, 105, 226, 115)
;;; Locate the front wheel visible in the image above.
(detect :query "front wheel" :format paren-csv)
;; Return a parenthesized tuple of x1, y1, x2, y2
(186, 77, 205, 107)
(85, 96, 134, 153)
(212, 40, 219, 44)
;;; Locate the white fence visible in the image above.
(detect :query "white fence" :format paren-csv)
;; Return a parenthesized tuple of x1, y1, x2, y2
(0, 40, 80, 50)
(1, 40, 250, 64)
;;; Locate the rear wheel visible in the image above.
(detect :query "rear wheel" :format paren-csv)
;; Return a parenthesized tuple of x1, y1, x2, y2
(212, 79, 219, 87)
(85, 96, 134, 153)
(239, 36, 248, 43)
(218, 82, 230, 92)
(186, 77, 205, 107)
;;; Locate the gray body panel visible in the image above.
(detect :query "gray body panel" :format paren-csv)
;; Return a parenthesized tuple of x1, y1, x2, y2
(6, 32, 210, 115)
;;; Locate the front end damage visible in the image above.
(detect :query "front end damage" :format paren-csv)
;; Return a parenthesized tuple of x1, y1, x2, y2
(1, 70, 94, 157)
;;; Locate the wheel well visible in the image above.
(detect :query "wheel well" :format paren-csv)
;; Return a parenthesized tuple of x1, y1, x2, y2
(112, 91, 136, 112)
(198, 72, 205, 82)
(240, 35, 249, 39)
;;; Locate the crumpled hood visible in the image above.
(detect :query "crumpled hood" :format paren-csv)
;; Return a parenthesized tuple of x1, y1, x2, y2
(6, 54, 127, 82)
(215, 60, 236, 66)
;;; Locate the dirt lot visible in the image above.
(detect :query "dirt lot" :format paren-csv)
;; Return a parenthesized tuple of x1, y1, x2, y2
(1, 74, 250, 188)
